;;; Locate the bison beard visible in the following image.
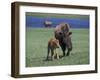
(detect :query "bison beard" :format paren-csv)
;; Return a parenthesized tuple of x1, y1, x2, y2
(55, 23, 72, 56)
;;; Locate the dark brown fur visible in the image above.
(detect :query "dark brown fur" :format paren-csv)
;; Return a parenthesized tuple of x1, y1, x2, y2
(54, 23, 72, 56)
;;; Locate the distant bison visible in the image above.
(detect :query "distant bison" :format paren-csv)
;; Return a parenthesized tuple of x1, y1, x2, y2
(54, 23, 72, 56)
(44, 20, 52, 28)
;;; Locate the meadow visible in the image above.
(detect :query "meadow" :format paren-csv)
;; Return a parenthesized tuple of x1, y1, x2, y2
(26, 27, 89, 67)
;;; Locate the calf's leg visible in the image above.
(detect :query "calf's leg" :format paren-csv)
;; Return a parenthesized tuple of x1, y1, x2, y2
(55, 49, 59, 59)
(51, 49, 55, 60)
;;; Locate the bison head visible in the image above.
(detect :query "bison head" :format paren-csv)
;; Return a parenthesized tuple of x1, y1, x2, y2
(55, 23, 71, 40)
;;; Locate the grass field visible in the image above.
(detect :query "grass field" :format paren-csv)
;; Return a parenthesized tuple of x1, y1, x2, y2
(26, 27, 89, 67)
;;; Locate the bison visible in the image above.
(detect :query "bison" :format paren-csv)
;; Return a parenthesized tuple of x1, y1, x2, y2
(46, 38, 60, 60)
(44, 20, 52, 28)
(54, 23, 72, 56)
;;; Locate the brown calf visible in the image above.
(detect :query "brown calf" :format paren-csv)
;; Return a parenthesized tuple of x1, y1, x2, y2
(46, 38, 60, 60)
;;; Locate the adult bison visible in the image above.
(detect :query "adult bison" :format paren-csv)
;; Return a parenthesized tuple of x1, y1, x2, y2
(44, 20, 52, 28)
(54, 23, 72, 56)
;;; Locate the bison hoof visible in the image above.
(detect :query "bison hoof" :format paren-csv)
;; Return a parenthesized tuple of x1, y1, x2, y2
(66, 54, 70, 56)
(57, 57, 59, 59)
(63, 54, 66, 57)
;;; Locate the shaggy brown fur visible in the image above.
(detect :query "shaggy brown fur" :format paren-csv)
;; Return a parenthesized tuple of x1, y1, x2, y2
(54, 23, 72, 56)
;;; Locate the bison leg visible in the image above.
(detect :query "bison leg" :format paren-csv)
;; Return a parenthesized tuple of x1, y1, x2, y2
(46, 45, 51, 60)
(60, 43, 66, 56)
(51, 49, 55, 60)
(55, 49, 59, 59)
(66, 48, 72, 56)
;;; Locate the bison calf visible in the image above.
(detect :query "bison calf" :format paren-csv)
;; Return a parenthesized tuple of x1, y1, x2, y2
(46, 38, 60, 60)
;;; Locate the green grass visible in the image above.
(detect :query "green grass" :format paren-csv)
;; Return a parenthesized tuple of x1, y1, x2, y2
(26, 27, 89, 67)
